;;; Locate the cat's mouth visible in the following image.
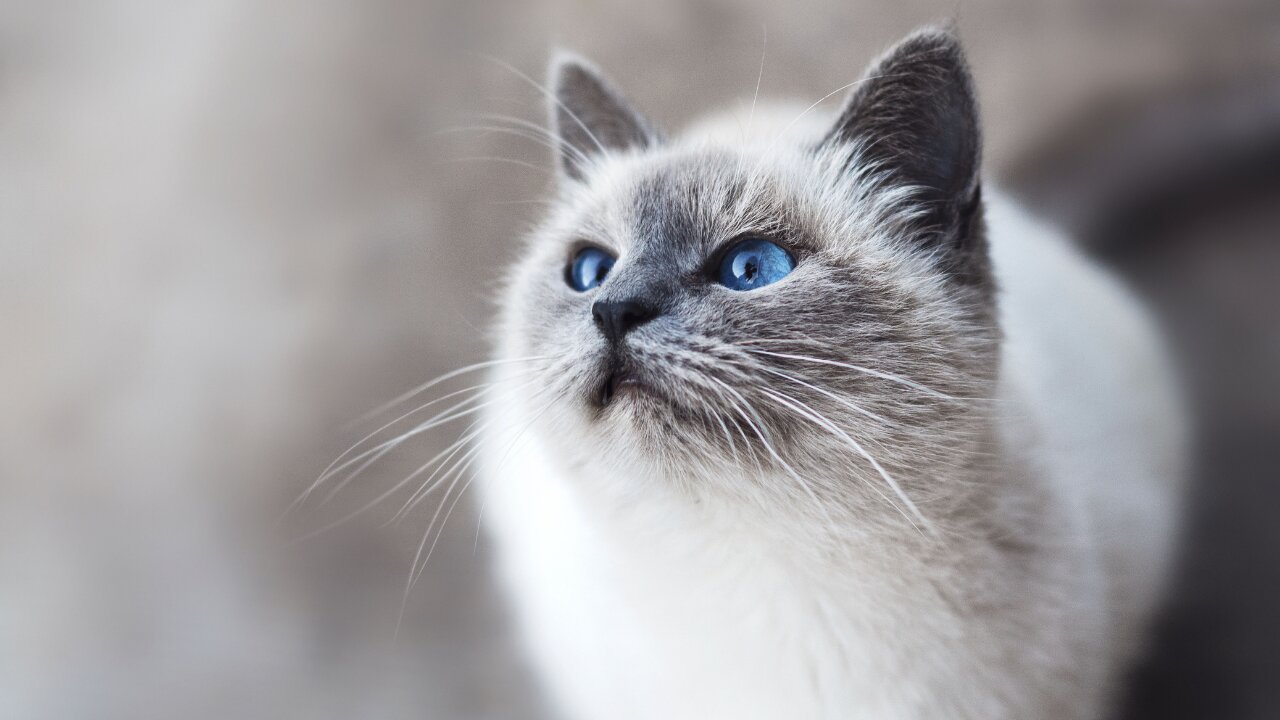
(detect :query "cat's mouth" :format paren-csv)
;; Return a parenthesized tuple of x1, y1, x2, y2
(588, 354, 716, 431)
(597, 367, 650, 407)
(592, 349, 665, 409)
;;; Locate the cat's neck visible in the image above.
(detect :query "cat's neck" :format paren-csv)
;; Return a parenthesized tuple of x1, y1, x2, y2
(566, 420, 1027, 589)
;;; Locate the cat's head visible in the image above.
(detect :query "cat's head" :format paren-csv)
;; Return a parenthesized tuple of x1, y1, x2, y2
(498, 29, 998, 511)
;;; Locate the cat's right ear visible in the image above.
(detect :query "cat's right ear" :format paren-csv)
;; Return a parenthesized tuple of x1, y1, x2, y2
(549, 51, 662, 182)
(820, 28, 984, 274)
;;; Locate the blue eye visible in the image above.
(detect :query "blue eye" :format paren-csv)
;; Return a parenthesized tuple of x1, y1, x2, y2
(567, 247, 615, 292)
(717, 238, 795, 291)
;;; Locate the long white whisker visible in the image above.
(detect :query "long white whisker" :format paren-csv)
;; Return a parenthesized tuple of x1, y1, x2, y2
(672, 376, 743, 467)
(472, 113, 593, 167)
(470, 386, 566, 560)
(391, 422, 489, 524)
(398, 371, 564, 529)
(452, 155, 553, 176)
(394, 470, 470, 641)
(352, 355, 553, 425)
(756, 386, 932, 536)
(704, 375, 827, 511)
(438, 125, 581, 164)
(288, 371, 554, 544)
(287, 428, 476, 545)
(387, 373, 559, 523)
(293, 372, 544, 517)
(695, 374, 763, 473)
(743, 347, 955, 400)
(758, 366, 897, 428)
(414, 473, 475, 587)
(746, 23, 767, 136)
(396, 392, 561, 638)
(480, 55, 610, 157)
(314, 390, 503, 497)
(702, 393, 742, 465)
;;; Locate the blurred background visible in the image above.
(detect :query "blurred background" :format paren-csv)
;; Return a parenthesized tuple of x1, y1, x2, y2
(2, 1, 1278, 718)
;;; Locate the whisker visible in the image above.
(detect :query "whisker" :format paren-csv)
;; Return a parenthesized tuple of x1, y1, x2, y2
(300, 399, 487, 517)
(755, 386, 933, 537)
(391, 422, 489, 524)
(317, 439, 404, 508)
(394, 470, 470, 641)
(413, 472, 475, 588)
(472, 112, 593, 168)
(452, 155, 553, 177)
(746, 23, 767, 137)
(479, 55, 610, 157)
(437, 125, 582, 164)
(352, 354, 554, 426)
(704, 375, 831, 516)
(700, 393, 742, 465)
(757, 366, 897, 428)
(683, 371, 763, 474)
(469, 386, 566, 561)
(406, 444, 483, 590)
(294, 372, 544, 517)
(314, 388, 508, 497)
(288, 370, 556, 544)
(288, 425, 483, 545)
(684, 344, 932, 540)
(487, 198, 558, 207)
(387, 371, 563, 523)
(398, 366, 567, 528)
(396, 391, 562, 638)
(741, 346, 956, 401)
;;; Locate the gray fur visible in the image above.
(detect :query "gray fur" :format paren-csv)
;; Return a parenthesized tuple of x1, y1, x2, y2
(480, 26, 1184, 720)
(822, 28, 985, 279)
(515, 30, 996, 516)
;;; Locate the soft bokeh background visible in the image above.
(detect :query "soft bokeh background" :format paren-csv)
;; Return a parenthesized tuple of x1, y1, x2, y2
(3, 1, 1278, 718)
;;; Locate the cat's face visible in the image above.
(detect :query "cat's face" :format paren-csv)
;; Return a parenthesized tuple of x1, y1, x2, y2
(499, 30, 998, 508)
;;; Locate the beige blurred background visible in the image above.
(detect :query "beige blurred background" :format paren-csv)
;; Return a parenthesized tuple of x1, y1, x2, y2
(3, 1, 1279, 718)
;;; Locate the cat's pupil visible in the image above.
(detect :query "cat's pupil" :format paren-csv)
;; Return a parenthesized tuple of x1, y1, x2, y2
(743, 259, 758, 281)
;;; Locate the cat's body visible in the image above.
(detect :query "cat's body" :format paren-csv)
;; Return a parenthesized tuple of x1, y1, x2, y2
(476, 30, 1185, 720)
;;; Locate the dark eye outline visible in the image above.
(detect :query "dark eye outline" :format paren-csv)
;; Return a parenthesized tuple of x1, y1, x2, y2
(705, 235, 798, 291)
(565, 245, 617, 292)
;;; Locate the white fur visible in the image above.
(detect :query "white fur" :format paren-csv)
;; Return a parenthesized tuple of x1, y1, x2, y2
(476, 108, 1186, 719)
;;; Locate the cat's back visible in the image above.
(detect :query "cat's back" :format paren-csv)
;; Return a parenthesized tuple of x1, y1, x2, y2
(986, 191, 1187, 661)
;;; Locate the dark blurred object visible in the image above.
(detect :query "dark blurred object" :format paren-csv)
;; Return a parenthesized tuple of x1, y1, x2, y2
(1006, 72, 1280, 253)
(1007, 71, 1280, 720)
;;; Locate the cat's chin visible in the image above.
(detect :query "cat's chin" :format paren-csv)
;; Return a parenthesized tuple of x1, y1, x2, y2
(587, 384, 729, 461)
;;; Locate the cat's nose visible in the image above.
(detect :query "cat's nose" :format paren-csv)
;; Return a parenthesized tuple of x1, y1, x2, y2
(592, 298, 658, 344)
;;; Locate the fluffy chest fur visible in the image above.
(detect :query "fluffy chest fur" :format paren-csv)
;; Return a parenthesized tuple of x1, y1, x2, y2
(480, 451, 1088, 720)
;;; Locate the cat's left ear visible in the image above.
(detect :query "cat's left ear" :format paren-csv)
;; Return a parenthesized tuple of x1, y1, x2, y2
(549, 51, 662, 182)
(822, 28, 983, 264)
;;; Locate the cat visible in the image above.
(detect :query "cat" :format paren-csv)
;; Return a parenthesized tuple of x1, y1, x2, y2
(475, 27, 1186, 720)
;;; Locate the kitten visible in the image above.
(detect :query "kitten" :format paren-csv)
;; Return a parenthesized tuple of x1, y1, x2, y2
(476, 27, 1186, 720)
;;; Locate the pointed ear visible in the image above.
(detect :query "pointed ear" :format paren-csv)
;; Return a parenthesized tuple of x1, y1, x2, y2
(549, 51, 661, 182)
(822, 29, 983, 257)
